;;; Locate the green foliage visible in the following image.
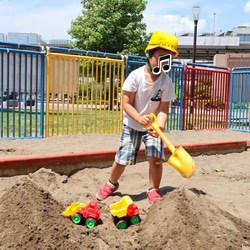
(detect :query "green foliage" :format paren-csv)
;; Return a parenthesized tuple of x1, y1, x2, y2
(197, 77, 212, 99)
(8, 94, 15, 100)
(194, 84, 212, 100)
(68, 0, 148, 56)
(78, 77, 121, 101)
(1, 95, 7, 101)
(192, 76, 212, 102)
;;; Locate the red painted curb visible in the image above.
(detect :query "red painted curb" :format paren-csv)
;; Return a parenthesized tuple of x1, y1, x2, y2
(176, 140, 248, 153)
(0, 140, 248, 171)
(0, 150, 117, 170)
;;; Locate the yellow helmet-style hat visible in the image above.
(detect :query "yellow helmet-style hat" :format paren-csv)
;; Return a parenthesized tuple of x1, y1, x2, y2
(145, 31, 178, 58)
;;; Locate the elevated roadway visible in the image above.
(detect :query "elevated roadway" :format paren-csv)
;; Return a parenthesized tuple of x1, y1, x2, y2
(177, 43, 250, 62)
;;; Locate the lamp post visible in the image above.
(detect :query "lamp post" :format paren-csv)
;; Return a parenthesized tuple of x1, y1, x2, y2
(190, 6, 201, 114)
(192, 6, 201, 63)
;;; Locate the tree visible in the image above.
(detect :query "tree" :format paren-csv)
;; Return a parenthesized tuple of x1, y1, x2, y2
(68, 0, 148, 56)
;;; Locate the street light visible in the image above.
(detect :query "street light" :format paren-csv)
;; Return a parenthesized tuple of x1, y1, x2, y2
(190, 6, 201, 115)
(192, 6, 201, 63)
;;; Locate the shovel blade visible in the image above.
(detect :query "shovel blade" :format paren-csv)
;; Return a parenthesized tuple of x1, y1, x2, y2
(167, 146, 195, 178)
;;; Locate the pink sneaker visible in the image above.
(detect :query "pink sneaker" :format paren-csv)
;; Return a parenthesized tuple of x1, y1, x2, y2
(147, 188, 162, 204)
(96, 180, 119, 200)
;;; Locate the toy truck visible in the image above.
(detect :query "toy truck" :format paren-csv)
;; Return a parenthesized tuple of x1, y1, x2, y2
(109, 195, 140, 229)
(62, 200, 87, 217)
(63, 200, 100, 228)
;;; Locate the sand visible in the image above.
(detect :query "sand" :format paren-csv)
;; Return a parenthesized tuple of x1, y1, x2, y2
(0, 129, 250, 249)
(1, 129, 250, 158)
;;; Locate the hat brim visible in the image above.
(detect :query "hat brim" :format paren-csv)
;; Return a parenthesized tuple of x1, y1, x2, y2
(145, 45, 178, 58)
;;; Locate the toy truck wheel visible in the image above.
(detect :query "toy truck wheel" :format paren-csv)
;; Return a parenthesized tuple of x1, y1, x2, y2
(72, 213, 83, 225)
(86, 217, 97, 228)
(116, 219, 127, 229)
(130, 215, 140, 225)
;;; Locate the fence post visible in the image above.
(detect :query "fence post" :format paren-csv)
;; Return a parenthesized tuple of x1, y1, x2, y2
(45, 52, 50, 138)
(182, 63, 188, 130)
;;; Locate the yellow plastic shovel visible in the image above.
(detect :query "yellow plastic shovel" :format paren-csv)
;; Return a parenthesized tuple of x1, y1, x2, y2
(144, 113, 195, 178)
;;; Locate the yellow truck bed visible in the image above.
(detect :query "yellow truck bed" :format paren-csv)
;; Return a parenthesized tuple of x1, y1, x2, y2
(62, 200, 87, 217)
(109, 196, 133, 218)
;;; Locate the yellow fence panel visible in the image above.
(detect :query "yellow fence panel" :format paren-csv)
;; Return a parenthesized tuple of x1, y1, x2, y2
(45, 53, 124, 137)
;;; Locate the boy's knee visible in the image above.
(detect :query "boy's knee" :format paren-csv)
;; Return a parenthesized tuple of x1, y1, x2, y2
(148, 156, 163, 167)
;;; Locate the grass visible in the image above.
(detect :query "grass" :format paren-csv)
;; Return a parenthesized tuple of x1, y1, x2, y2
(0, 107, 123, 138)
(46, 108, 123, 136)
(0, 108, 43, 138)
(1, 106, 233, 139)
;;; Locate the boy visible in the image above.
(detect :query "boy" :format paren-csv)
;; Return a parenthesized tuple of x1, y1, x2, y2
(96, 31, 178, 204)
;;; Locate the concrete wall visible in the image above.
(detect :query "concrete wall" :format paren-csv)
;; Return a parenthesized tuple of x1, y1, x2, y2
(214, 53, 250, 68)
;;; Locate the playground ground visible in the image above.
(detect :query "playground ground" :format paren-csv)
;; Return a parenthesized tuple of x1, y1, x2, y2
(0, 129, 250, 249)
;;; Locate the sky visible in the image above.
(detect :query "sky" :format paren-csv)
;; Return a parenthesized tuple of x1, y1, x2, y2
(1, 0, 250, 42)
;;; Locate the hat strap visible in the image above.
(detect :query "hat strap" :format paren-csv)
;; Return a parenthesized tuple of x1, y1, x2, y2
(146, 51, 152, 72)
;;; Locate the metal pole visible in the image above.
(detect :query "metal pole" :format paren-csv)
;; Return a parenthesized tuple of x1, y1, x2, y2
(213, 13, 216, 35)
(192, 20, 198, 64)
(191, 19, 198, 114)
(213, 13, 216, 45)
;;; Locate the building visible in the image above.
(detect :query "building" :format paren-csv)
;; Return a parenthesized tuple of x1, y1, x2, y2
(48, 39, 72, 45)
(46, 39, 73, 48)
(0, 33, 6, 42)
(7, 32, 45, 44)
(177, 25, 250, 64)
(227, 25, 250, 43)
(212, 25, 250, 68)
(214, 53, 250, 68)
(0, 32, 72, 48)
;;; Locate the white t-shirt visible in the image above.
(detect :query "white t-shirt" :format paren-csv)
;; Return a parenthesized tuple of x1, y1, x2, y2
(122, 65, 176, 131)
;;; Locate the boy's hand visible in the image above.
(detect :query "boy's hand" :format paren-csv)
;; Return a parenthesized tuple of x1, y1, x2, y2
(148, 130, 159, 138)
(148, 126, 164, 138)
(138, 114, 152, 127)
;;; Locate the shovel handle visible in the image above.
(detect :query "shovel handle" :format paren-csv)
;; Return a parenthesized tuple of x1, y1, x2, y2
(144, 113, 176, 153)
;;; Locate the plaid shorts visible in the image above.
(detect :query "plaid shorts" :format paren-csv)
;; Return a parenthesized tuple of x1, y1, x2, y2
(115, 124, 165, 165)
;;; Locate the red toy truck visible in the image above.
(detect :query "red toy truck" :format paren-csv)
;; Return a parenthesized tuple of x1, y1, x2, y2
(63, 200, 100, 228)
(109, 195, 140, 229)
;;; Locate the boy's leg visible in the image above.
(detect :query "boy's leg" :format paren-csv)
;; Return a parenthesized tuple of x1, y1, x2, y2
(147, 156, 163, 204)
(110, 161, 126, 184)
(144, 134, 165, 204)
(96, 125, 143, 200)
(144, 134, 165, 188)
(148, 156, 163, 189)
(96, 161, 125, 201)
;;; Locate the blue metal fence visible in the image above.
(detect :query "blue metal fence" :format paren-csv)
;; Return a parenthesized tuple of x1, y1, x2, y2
(229, 67, 250, 132)
(0, 45, 45, 139)
(1, 41, 250, 139)
(168, 62, 185, 131)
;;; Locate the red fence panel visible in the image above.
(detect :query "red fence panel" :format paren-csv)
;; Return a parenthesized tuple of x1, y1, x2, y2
(182, 63, 231, 130)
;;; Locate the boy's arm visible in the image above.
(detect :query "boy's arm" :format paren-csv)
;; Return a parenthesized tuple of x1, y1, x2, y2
(148, 101, 169, 138)
(156, 101, 170, 130)
(123, 91, 151, 126)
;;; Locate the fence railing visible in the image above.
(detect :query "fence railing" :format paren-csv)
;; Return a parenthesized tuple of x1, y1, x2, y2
(0, 46, 45, 139)
(1, 41, 250, 139)
(45, 51, 125, 137)
(229, 67, 250, 132)
(182, 63, 231, 130)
